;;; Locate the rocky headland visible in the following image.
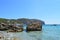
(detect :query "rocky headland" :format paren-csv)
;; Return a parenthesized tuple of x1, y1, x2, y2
(0, 18, 45, 32)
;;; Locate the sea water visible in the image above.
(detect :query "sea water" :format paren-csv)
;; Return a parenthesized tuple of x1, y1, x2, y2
(0, 25, 60, 40)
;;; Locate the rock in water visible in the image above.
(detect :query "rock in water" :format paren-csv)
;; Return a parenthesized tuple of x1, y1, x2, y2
(26, 22, 42, 32)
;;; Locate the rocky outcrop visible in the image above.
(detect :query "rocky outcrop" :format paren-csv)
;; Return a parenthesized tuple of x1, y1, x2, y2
(0, 18, 45, 32)
(0, 23, 23, 32)
(0, 23, 9, 31)
(26, 22, 42, 32)
(17, 18, 44, 32)
(7, 24, 23, 32)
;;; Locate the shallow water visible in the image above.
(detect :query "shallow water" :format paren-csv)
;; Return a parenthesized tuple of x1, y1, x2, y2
(0, 25, 60, 40)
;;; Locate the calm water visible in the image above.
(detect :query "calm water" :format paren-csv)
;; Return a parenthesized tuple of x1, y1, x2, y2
(1, 25, 60, 40)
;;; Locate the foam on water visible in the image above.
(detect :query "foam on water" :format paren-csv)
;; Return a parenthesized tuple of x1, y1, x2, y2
(0, 25, 60, 40)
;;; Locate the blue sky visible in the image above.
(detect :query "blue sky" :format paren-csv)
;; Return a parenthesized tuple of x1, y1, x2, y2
(0, 0, 60, 24)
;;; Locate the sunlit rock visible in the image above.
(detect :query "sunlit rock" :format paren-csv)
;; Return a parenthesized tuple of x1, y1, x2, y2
(26, 22, 42, 32)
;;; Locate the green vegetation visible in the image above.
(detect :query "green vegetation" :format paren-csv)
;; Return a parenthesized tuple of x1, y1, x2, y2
(0, 18, 8, 23)
(0, 18, 45, 25)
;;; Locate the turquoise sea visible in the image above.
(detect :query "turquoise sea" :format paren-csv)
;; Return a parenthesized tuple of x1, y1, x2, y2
(1, 25, 60, 40)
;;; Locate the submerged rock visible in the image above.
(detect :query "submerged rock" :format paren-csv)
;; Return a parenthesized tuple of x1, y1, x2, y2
(0, 32, 4, 40)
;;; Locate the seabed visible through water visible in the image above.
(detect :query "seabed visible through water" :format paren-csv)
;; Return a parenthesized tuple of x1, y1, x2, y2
(0, 25, 60, 40)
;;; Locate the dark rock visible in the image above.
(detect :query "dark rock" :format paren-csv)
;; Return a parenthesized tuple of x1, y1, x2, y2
(0, 23, 23, 32)
(0, 18, 45, 32)
(7, 24, 23, 32)
(26, 22, 42, 32)
(0, 23, 8, 31)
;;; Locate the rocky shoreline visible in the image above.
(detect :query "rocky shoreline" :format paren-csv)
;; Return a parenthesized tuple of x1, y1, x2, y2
(0, 31, 20, 40)
(0, 23, 42, 32)
(0, 18, 45, 32)
(0, 23, 23, 32)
